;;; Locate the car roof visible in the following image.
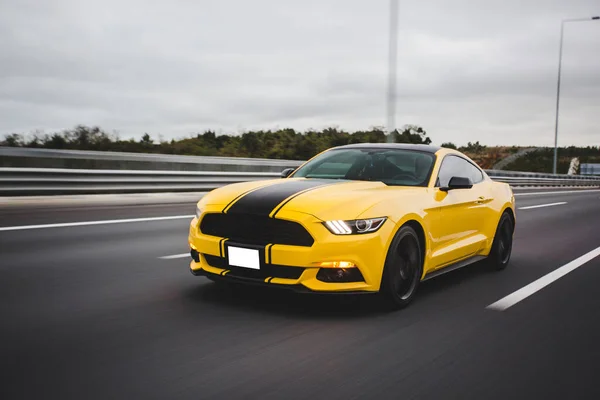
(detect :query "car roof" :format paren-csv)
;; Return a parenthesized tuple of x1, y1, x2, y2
(331, 143, 441, 154)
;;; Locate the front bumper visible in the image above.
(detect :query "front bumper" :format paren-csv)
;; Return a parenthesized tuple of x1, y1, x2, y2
(189, 264, 375, 295)
(188, 208, 394, 293)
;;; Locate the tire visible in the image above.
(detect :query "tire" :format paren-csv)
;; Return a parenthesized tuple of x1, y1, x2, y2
(380, 225, 423, 310)
(487, 212, 514, 271)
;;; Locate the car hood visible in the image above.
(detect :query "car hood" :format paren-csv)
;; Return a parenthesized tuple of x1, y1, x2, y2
(202, 178, 421, 220)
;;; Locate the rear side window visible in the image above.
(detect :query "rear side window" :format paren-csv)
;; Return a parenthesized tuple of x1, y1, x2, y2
(436, 155, 484, 187)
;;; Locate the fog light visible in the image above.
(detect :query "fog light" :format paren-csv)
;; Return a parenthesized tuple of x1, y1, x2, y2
(190, 249, 200, 262)
(317, 268, 364, 283)
(317, 261, 355, 268)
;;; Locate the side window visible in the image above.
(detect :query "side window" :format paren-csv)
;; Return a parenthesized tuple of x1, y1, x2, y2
(467, 162, 484, 184)
(437, 156, 462, 187)
(437, 156, 484, 187)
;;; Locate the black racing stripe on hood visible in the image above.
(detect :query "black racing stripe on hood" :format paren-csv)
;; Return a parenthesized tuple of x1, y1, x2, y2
(221, 181, 277, 213)
(226, 179, 337, 216)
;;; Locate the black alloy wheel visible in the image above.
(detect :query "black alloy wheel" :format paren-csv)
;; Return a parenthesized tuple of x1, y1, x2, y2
(381, 225, 423, 310)
(488, 212, 514, 271)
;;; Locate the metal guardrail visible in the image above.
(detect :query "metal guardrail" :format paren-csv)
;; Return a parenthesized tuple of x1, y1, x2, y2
(581, 163, 600, 176)
(0, 147, 304, 172)
(1, 147, 599, 195)
(0, 168, 281, 195)
(485, 169, 600, 186)
(1, 167, 599, 196)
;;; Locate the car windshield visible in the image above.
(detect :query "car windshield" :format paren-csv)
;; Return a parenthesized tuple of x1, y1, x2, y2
(292, 148, 436, 187)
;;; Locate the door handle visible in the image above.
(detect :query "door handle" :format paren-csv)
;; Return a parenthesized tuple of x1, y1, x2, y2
(475, 196, 486, 204)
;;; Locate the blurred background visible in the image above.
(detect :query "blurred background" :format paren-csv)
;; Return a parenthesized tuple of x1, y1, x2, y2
(1, 2, 600, 400)
(1, 0, 599, 174)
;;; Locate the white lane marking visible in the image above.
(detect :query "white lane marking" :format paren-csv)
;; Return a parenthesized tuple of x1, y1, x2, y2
(159, 253, 190, 260)
(0, 215, 195, 232)
(514, 189, 600, 197)
(518, 202, 567, 210)
(0, 192, 207, 206)
(487, 246, 600, 311)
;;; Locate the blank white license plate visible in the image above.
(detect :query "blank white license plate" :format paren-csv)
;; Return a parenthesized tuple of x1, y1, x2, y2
(227, 246, 260, 270)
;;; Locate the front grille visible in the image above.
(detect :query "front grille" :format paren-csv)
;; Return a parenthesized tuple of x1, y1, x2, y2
(200, 213, 314, 247)
(204, 254, 305, 280)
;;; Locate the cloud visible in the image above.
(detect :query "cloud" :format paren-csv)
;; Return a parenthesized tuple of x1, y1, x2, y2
(0, 0, 599, 146)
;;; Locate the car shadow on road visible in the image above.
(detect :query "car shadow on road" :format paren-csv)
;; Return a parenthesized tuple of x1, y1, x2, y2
(180, 261, 493, 320)
(181, 280, 385, 320)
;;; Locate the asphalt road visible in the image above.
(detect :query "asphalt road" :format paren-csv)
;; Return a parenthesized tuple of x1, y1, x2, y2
(1, 188, 600, 399)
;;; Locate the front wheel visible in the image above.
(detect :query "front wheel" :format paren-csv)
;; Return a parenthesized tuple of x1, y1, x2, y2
(380, 225, 423, 310)
(487, 212, 514, 271)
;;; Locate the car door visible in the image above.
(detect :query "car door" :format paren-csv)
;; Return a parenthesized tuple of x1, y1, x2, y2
(429, 155, 490, 269)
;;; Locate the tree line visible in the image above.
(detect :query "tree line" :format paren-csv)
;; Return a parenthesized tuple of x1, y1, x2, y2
(1, 124, 435, 160)
(3, 125, 597, 172)
(503, 146, 600, 174)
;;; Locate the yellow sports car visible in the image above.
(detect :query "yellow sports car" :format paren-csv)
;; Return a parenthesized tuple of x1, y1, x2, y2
(188, 143, 515, 309)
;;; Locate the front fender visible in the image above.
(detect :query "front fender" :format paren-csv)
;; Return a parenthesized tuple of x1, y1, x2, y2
(358, 194, 436, 278)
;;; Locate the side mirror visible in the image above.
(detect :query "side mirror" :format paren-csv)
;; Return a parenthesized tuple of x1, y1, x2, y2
(441, 176, 473, 191)
(281, 168, 295, 178)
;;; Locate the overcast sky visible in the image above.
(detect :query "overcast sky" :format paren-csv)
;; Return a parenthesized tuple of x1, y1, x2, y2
(1, 0, 599, 146)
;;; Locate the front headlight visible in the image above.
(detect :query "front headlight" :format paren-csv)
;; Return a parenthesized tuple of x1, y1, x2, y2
(323, 217, 387, 235)
(195, 205, 203, 219)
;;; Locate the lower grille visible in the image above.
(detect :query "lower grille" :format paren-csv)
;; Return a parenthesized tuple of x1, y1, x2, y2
(204, 254, 304, 280)
(199, 213, 314, 247)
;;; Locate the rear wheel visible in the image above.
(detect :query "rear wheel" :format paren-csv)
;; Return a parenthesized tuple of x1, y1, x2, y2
(380, 225, 423, 310)
(487, 212, 514, 271)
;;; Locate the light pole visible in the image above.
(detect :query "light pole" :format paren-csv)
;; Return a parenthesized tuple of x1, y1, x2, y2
(387, 0, 399, 142)
(553, 16, 599, 174)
